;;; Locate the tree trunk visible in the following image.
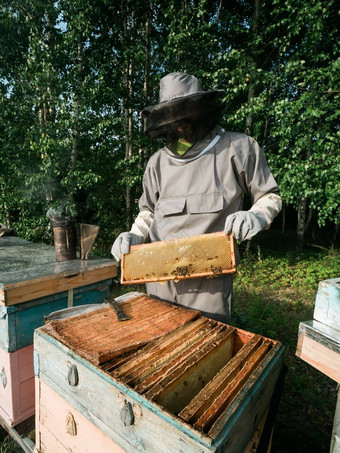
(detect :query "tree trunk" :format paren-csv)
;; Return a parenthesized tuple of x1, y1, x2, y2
(245, 0, 260, 136)
(216, 0, 223, 22)
(334, 219, 339, 243)
(36, 8, 57, 206)
(122, 1, 135, 230)
(261, 80, 273, 149)
(71, 41, 83, 172)
(141, 2, 151, 162)
(297, 196, 310, 248)
(297, 127, 313, 247)
(281, 202, 286, 238)
(1, 184, 11, 228)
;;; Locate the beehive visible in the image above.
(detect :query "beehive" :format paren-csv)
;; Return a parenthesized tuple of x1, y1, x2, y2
(0, 236, 117, 427)
(35, 292, 284, 452)
(121, 232, 236, 284)
(313, 278, 340, 332)
(0, 344, 34, 427)
(296, 278, 340, 383)
(43, 294, 201, 364)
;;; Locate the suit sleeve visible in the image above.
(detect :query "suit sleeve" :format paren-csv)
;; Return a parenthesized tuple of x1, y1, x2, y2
(241, 139, 280, 205)
(130, 161, 159, 240)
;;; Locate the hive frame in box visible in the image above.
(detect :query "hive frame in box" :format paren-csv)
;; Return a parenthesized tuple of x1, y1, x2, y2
(121, 231, 236, 285)
(34, 292, 285, 453)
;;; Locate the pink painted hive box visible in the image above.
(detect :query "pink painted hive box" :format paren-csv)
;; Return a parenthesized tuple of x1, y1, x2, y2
(0, 344, 34, 427)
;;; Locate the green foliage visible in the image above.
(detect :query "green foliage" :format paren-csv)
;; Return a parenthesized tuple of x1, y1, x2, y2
(0, 433, 24, 453)
(0, 0, 339, 245)
(236, 249, 340, 292)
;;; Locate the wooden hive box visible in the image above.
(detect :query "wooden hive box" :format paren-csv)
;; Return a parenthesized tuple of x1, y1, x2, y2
(296, 279, 340, 453)
(296, 320, 340, 384)
(34, 292, 284, 453)
(296, 278, 340, 383)
(313, 278, 340, 332)
(0, 280, 111, 353)
(0, 344, 34, 427)
(35, 378, 125, 453)
(0, 236, 117, 307)
(0, 236, 117, 427)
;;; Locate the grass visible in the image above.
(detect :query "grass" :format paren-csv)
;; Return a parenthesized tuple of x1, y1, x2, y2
(0, 434, 24, 453)
(1, 229, 339, 452)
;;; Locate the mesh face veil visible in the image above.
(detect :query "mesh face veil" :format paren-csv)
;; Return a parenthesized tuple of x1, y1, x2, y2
(141, 73, 226, 141)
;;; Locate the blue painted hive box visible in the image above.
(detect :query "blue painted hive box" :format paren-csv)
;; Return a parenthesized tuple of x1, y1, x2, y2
(313, 278, 340, 332)
(0, 236, 117, 426)
(0, 236, 117, 352)
(0, 281, 111, 352)
(34, 292, 284, 453)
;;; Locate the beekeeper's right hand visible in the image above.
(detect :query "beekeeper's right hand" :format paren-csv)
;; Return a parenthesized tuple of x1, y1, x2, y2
(111, 232, 143, 262)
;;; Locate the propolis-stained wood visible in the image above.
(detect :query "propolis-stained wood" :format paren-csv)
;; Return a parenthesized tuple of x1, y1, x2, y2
(43, 294, 200, 364)
(142, 325, 235, 412)
(178, 335, 264, 424)
(121, 231, 236, 285)
(193, 339, 272, 433)
(113, 318, 213, 384)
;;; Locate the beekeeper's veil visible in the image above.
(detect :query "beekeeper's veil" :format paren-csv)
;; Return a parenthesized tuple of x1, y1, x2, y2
(141, 72, 226, 142)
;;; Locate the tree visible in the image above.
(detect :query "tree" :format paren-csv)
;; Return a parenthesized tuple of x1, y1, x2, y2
(265, 0, 340, 245)
(0, 0, 338, 247)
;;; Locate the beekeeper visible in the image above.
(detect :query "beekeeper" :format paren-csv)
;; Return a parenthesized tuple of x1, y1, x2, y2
(112, 72, 282, 323)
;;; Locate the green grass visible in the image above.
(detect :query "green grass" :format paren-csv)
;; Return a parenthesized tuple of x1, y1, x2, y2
(0, 434, 24, 453)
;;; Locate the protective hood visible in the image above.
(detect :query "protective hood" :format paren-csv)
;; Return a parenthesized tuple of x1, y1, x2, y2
(141, 73, 226, 140)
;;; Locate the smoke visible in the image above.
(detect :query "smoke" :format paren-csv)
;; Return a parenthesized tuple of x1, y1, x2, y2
(46, 206, 76, 227)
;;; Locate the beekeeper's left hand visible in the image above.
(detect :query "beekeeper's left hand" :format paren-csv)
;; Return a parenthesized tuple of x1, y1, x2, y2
(224, 194, 282, 241)
(224, 211, 268, 241)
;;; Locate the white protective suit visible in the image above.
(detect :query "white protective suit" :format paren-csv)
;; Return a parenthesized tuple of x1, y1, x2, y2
(128, 126, 281, 323)
(112, 73, 281, 323)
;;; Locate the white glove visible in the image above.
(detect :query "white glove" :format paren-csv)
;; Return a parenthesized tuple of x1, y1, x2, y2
(225, 193, 282, 241)
(111, 232, 143, 261)
(224, 211, 268, 241)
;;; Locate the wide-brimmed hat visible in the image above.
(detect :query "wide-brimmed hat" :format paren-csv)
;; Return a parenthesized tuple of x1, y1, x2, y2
(141, 72, 226, 139)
